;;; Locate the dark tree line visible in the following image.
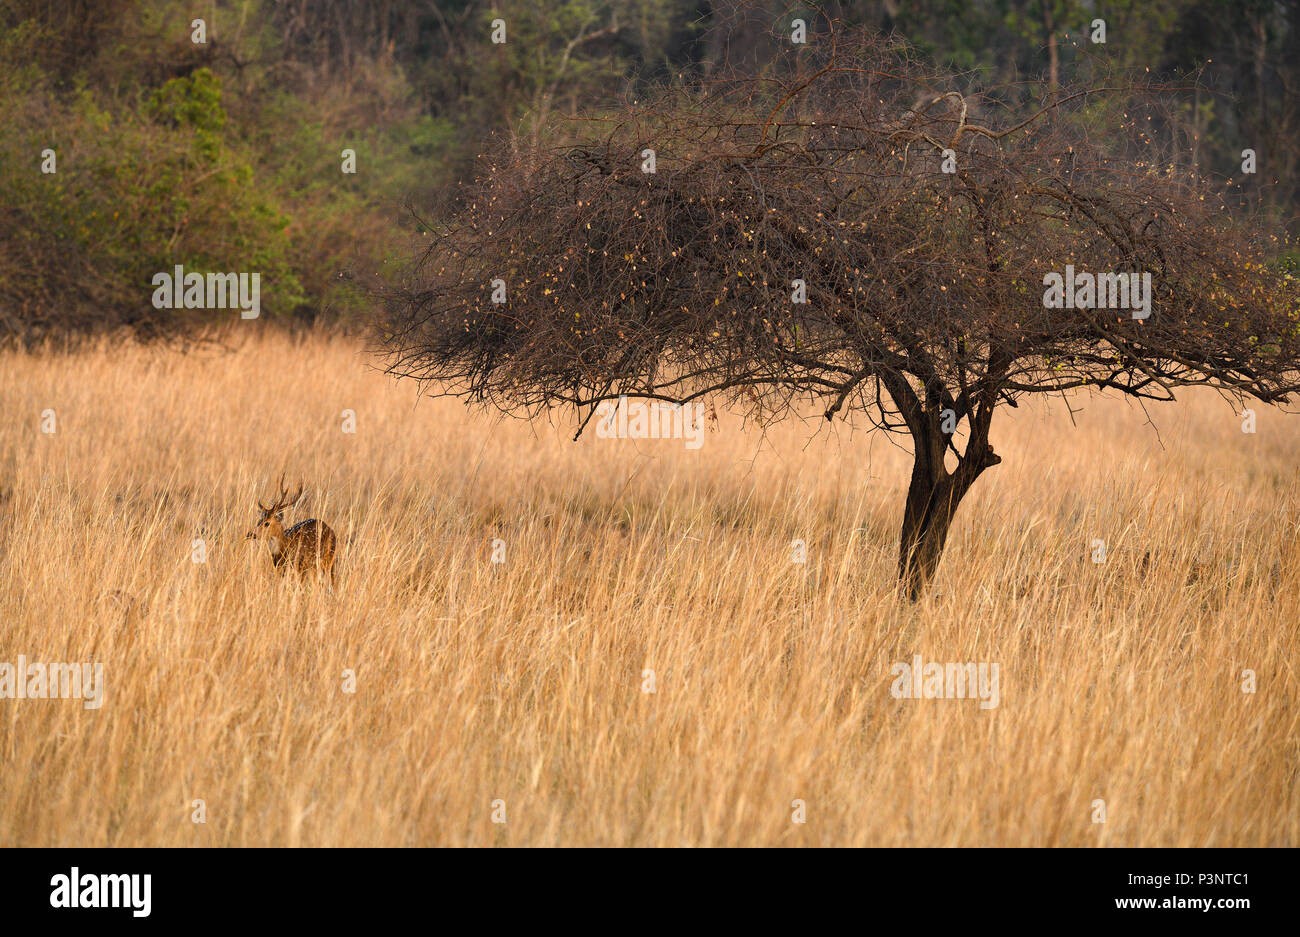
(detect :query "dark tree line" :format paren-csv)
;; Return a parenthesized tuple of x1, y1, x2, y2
(3, 1, 1299, 343)
(266, 0, 1300, 237)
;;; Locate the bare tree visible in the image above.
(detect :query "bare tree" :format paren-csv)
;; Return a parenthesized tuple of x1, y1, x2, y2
(379, 27, 1300, 599)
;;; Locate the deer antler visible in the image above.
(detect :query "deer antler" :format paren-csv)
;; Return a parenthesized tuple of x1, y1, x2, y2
(262, 473, 304, 515)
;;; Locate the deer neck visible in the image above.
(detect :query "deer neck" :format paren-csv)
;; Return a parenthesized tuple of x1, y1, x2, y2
(266, 530, 288, 557)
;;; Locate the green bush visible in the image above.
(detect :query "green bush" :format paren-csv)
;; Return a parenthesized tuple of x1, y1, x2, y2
(0, 65, 315, 339)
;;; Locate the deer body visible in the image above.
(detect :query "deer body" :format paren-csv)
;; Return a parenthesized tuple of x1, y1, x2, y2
(246, 477, 337, 581)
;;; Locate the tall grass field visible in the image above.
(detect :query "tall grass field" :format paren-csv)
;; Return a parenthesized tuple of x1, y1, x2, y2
(1, 332, 1296, 846)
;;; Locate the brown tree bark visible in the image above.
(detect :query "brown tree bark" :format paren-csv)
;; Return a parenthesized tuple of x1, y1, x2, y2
(896, 406, 1002, 600)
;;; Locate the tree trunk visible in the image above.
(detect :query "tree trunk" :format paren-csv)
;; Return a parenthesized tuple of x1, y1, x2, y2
(1046, 34, 1059, 92)
(896, 415, 1001, 600)
(1044, 5, 1059, 92)
(898, 462, 958, 600)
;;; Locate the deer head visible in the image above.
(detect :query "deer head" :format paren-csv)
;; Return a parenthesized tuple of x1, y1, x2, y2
(245, 474, 304, 549)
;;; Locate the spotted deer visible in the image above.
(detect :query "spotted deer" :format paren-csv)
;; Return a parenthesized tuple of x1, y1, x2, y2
(245, 476, 337, 582)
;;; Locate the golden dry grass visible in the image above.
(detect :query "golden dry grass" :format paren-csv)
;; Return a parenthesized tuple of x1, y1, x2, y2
(0, 330, 1297, 846)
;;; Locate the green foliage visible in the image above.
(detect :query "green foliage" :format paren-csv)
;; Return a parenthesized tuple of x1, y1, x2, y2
(0, 60, 308, 335)
(1, 0, 1297, 341)
(148, 67, 226, 160)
